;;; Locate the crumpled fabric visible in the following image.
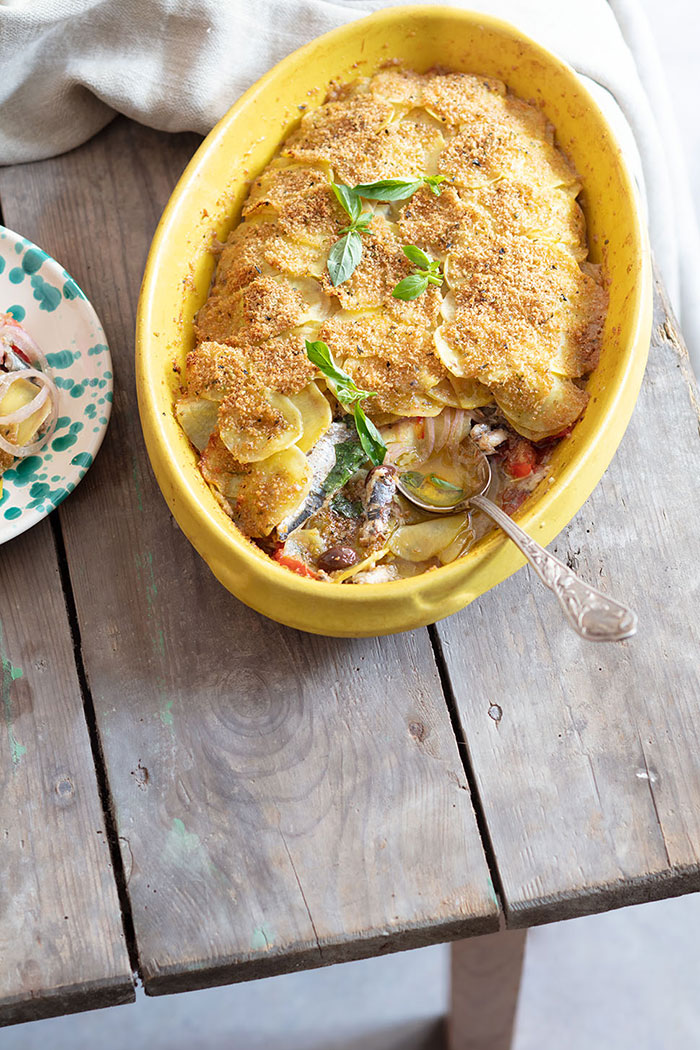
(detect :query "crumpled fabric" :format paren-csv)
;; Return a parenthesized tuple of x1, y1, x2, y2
(1, 0, 699, 368)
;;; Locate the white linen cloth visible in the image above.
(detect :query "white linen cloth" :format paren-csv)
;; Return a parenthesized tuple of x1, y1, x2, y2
(1, 0, 699, 369)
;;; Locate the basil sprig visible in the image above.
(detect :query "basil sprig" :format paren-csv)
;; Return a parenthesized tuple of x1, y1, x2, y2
(392, 245, 444, 301)
(401, 470, 464, 496)
(351, 404, 386, 467)
(327, 175, 448, 286)
(331, 492, 364, 518)
(305, 339, 386, 465)
(322, 438, 368, 495)
(354, 175, 446, 200)
(428, 474, 463, 492)
(327, 183, 374, 286)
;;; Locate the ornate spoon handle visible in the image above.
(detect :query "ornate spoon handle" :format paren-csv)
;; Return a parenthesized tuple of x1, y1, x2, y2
(470, 495, 638, 642)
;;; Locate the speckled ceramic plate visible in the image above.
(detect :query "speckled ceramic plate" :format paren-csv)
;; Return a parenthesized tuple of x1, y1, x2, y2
(0, 225, 112, 543)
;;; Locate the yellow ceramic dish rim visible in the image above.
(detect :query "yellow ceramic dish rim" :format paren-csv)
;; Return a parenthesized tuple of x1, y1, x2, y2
(136, 4, 652, 637)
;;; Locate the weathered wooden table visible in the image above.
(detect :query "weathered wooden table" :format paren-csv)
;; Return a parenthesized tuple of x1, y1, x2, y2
(2, 119, 700, 1046)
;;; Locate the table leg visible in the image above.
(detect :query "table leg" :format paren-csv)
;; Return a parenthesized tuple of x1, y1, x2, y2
(447, 929, 527, 1050)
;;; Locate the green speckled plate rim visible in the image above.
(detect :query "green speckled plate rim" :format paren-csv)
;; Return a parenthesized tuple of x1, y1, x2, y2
(0, 224, 113, 544)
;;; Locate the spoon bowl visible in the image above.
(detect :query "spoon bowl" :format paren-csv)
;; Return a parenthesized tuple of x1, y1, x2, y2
(395, 440, 637, 643)
(395, 440, 492, 513)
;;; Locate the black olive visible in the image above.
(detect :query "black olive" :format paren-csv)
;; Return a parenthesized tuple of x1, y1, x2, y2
(318, 546, 358, 572)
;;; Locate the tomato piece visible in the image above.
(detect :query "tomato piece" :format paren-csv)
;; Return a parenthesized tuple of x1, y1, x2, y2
(535, 424, 573, 451)
(503, 438, 537, 478)
(10, 344, 31, 366)
(272, 550, 319, 579)
(501, 486, 528, 516)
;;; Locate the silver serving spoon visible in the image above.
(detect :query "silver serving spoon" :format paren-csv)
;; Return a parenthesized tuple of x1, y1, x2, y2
(395, 444, 637, 642)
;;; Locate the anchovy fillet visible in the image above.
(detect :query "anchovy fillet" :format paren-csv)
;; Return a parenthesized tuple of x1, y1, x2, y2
(277, 423, 351, 539)
(359, 465, 397, 547)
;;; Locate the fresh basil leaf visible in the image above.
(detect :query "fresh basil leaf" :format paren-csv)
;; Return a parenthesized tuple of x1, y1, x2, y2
(323, 437, 368, 495)
(402, 244, 433, 269)
(353, 404, 386, 466)
(305, 341, 384, 461)
(423, 175, 446, 196)
(305, 339, 338, 376)
(352, 214, 374, 232)
(392, 273, 430, 301)
(354, 178, 423, 201)
(332, 182, 362, 223)
(429, 473, 464, 492)
(305, 340, 373, 405)
(327, 231, 363, 286)
(330, 492, 364, 518)
(306, 341, 358, 395)
(400, 471, 427, 490)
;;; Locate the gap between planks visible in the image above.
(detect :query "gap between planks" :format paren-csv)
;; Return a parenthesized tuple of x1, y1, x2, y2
(429, 624, 507, 929)
(49, 511, 141, 978)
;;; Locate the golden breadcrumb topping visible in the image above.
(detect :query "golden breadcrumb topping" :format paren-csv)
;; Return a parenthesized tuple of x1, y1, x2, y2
(438, 115, 578, 191)
(188, 337, 316, 399)
(243, 164, 329, 217)
(186, 340, 248, 399)
(397, 185, 468, 258)
(0, 443, 16, 471)
(236, 332, 318, 395)
(199, 432, 248, 495)
(233, 457, 310, 537)
(195, 275, 309, 345)
(218, 387, 289, 452)
(276, 184, 344, 245)
(282, 96, 394, 172)
(365, 68, 426, 107)
(320, 312, 445, 415)
(319, 214, 443, 328)
(441, 235, 605, 379)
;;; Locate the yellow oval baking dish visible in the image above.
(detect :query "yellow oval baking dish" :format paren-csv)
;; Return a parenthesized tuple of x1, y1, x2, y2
(136, 5, 652, 637)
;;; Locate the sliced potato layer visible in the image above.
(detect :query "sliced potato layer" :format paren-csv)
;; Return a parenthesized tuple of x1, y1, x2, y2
(234, 447, 313, 537)
(219, 389, 303, 463)
(290, 381, 332, 453)
(389, 515, 469, 562)
(175, 396, 219, 452)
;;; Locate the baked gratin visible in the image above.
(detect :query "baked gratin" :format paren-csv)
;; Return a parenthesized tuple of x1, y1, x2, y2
(176, 67, 607, 584)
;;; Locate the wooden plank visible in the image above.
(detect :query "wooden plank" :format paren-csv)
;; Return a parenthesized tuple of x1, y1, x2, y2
(448, 930, 526, 1050)
(0, 117, 499, 995)
(0, 520, 134, 1025)
(435, 278, 700, 926)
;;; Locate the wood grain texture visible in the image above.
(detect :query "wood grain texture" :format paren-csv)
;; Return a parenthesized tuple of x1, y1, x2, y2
(0, 118, 499, 995)
(448, 930, 526, 1050)
(436, 278, 700, 927)
(0, 520, 133, 1025)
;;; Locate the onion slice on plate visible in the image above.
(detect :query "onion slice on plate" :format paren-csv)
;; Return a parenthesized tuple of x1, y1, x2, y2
(0, 377, 49, 424)
(0, 316, 48, 370)
(0, 368, 59, 458)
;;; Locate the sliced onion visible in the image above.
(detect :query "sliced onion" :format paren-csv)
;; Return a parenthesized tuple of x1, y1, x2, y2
(433, 409, 453, 456)
(385, 441, 412, 465)
(0, 368, 59, 458)
(449, 409, 466, 446)
(423, 415, 436, 458)
(0, 378, 49, 425)
(0, 320, 47, 370)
